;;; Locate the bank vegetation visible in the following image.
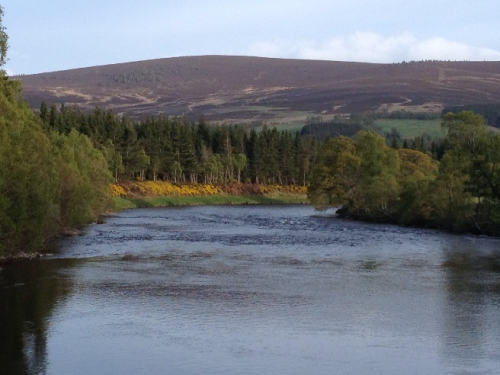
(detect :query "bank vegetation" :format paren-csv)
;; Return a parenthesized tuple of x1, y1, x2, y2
(308, 111, 500, 236)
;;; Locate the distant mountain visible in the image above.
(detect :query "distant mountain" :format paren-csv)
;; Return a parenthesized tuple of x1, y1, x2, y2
(15, 55, 500, 124)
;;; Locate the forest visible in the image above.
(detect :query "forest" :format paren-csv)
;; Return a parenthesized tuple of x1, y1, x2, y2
(32, 101, 500, 239)
(3, 95, 325, 256)
(6, 78, 500, 256)
(443, 104, 500, 128)
(40, 104, 320, 186)
(308, 111, 500, 236)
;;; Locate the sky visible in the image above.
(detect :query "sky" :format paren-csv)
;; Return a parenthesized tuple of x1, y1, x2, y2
(2, 0, 500, 75)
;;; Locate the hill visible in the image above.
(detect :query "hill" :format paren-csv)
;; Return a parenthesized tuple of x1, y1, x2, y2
(15, 55, 500, 124)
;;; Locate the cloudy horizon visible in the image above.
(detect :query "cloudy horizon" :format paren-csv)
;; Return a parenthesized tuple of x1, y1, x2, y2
(244, 32, 500, 64)
(2, 0, 500, 75)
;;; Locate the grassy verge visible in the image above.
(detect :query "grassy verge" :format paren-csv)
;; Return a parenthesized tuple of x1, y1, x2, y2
(113, 193, 308, 209)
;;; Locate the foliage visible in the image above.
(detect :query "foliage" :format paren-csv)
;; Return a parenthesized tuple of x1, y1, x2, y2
(443, 104, 500, 128)
(350, 131, 400, 219)
(50, 130, 113, 228)
(0, 96, 113, 255)
(41, 105, 319, 186)
(259, 184, 307, 195)
(111, 180, 309, 208)
(396, 148, 438, 224)
(0, 71, 59, 254)
(0, 13, 113, 255)
(112, 181, 222, 198)
(308, 112, 500, 235)
(111, 181, 307, 199)
(437, 111, 500, 233)
(308, 136, 360, 210)
(301, 121, 363, 140)
(426, 152, 475, 231)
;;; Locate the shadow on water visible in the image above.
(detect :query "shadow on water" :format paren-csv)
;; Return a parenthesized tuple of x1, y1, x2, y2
(0, 259, 75, 375)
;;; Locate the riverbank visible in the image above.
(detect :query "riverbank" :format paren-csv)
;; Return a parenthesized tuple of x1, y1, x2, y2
(111, 181, 309, 209)
(0, 182, 308, 261)
(0, 251, 49, 265)
(114, 194, 308, 209)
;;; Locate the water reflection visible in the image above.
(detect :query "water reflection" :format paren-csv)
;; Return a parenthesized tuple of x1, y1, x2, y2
(441, 240, 500, 372)
(2, 206, 500, 374)
(0, 260, 74, 375)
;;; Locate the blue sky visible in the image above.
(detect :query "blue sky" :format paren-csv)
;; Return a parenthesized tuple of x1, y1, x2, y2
(2, 0, 500, 75)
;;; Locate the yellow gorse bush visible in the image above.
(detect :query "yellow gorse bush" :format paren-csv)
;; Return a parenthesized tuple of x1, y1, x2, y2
(110, 183, 127, 197)
(260, 184, 308, 195)
(110, 181, 223, 197)
(110, 181, 307, 198)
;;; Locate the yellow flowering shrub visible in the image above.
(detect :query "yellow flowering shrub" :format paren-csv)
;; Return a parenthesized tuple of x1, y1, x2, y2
(111, 181, 223, 198)
(260, 184, 307, 195)
(110, 181, 306, 199)
(110, 184, 127, 197)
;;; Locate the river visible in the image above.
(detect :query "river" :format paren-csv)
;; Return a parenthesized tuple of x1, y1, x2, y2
(1, 205, 500, 374)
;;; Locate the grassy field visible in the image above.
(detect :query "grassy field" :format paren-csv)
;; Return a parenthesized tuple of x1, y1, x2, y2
(114, 194, 309, 209)
(375, 119, 445, 139)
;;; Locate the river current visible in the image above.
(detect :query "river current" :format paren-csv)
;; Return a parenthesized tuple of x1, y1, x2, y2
(1, 205, 500, 374)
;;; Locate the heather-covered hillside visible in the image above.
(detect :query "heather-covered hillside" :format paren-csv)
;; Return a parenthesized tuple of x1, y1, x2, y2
(16, 56, 500, 123)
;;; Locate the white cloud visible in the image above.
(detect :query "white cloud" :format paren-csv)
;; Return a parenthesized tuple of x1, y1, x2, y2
(407, 37, 500, 61)
(244, 32, 500, 63)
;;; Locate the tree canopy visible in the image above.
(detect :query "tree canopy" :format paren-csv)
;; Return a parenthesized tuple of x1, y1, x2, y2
(0, 10, 112, 256)
(308, 111, 500, 235)
(40, 104, 320, 186)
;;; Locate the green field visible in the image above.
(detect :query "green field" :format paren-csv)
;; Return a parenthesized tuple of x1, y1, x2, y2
(375, 119, 445, 139)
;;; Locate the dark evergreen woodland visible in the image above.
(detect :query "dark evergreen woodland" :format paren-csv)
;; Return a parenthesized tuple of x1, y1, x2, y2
(40, 104, 319, 186)
(443, 104, 500, 128)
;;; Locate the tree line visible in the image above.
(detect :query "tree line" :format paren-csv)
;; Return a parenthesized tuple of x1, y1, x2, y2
(308, 111, 500, 236)
(0, 7, 112, 256)
(443, 104, 500, 128)
(4, 2, 500, 258)
(0, 81, 113, 255)
(40, 103, 320, 186)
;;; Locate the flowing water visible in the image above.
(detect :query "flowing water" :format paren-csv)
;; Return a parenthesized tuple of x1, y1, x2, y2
(1, 205, 500, 375)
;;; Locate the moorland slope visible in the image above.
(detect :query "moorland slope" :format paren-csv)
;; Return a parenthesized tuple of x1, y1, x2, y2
(16, 56, 500, 124)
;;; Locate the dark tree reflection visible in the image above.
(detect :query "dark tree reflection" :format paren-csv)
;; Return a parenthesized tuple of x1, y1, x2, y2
(441, 244, 500, 367)
(0, 260, 74, 375)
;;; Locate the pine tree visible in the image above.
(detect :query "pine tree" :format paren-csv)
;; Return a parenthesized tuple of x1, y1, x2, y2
(39, 101, 49, 125)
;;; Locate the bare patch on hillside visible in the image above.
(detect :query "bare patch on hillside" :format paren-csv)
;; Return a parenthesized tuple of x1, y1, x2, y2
(378, 100, 444, 113)
(16, 56, 500, 123)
